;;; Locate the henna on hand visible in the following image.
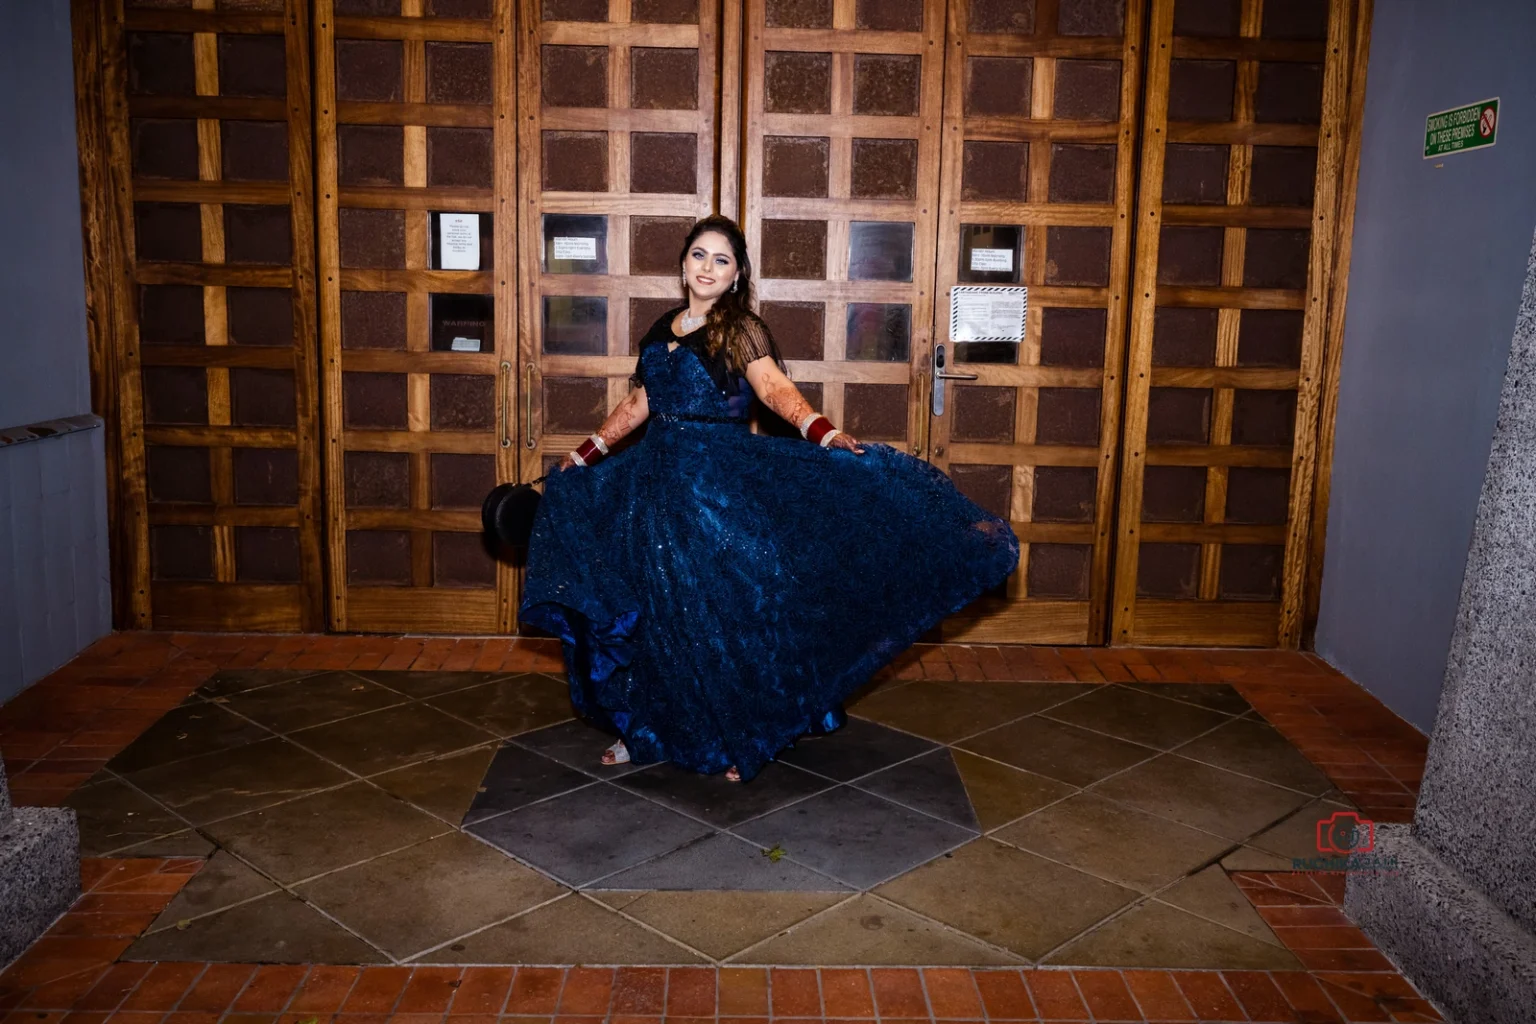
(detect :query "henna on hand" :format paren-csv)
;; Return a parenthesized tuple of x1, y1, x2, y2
(562, 385, 649, 469)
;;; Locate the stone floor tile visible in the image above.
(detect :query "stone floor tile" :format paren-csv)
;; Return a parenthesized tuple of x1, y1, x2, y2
(617, 761, 832, 828)
(729, 894, 1020, 965)
(593, 832, 851, 891)
(1046, 899, 1302, 969)
(347, 670, 508, 700)
(951, 751, 1076, 832)
(117, 830, 219, 858)
(1155, 865, 1288, 948)
(460, 743, 596, 825)
(848, 682, 1019, 743)
(466, 782, 710, 887)
(1219, 845, 1298, 871)
(194, 669, 324, 699)
(65, 775, 188, 856)
(993, 791, 1231, 893)
(512, 719, 648, 778)
(957, 715, 1158, 788)
(296, 832, 566, 959)
(1090, 753, 1313, 842)
(599, 891, 846, 960)
(425, 675, 574, 738)
(875, 838, 1139, 960)
(371, 744, 502, 825)
(735, 787, 973, 890)
(291, 704, 497, 777)
(1173, 718, 1335, 795)
(142, 851, 277, 933)
(415, 894, 704, 964)
(105, 703, 273, 774)
(939, 682, 1100, 719)
(122, 891, 387, 964)
(774, 719, 937, 783)
(1244, 798, 1353, 861)
(204, 781, 450, 884)
(1039, 685, 1234, 750)
(852, 749, 980, 830)
(1123, 682, 1253, 715)
(123, 737, 352, 826)
(219, 672, 409, 734)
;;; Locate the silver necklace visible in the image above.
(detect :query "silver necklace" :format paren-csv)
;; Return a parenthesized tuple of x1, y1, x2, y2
(679, 311, 707, 333)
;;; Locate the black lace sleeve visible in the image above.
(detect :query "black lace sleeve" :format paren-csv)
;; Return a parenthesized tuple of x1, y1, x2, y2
(629, 352, 646, 389)
(740, 315, 787, 372)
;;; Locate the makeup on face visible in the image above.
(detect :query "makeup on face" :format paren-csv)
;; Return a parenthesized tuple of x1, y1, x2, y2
(683, 231, 737, 301)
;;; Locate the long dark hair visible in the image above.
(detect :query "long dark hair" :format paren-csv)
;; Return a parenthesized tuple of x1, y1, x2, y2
(678, 215, 760, 372)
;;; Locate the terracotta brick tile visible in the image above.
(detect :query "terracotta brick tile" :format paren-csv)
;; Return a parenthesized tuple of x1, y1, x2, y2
(1072, 971, 1139, 1021)
(607, 1015, 660, 1024)
(178, 965, 256, 1013)
(1294, 948, 1396, 972)
(20, 965, 113, 1010)
(506, 968, 564, 1016)
(59, 1011, 110, 1024)
(1170, 972, 1243, 1021)
(920, 969, 980, 1020)
(388, 1012, 447, 1024)
(1021, 971, 1086, 1020)
(102, 1012, 165, 1024)
(122, 963, 205, 1011)
(74, 963, 153, 1012)
(1221, 971, 1294, 1021)
(664, 968, 714, 1017)
(609, 968, 664, 1016)
(817, 970, 873, 1018)
(160, 1011, 221, 1024)
(396, 969, 463, 1014)
(447, 968, 511, 1016)
(230, 967, 308, 1015)
(1315, 977, 1391, 1022)
(442, 640, 486, 673)
(1120, 970, 1195, 1022)
(1259, 905, 1353, 928)
(341, 968, 412, 1014)
(2, 938, 135, 990)
(972, 970, 1035, 1020)
(1269, 972, 1344, 1022)
(718, 969, 768, 1016)
(556, 969, 612, 1017)
(50, 913, 159, 940)
(870, 969, 925, 1018)
(1272, 925, 1375, 950)
(768, 969, 820, 1017)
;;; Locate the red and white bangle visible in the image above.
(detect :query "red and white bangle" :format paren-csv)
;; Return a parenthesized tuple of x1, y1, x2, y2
(797, 412, 842, 448)
(570, 433, 608, 467)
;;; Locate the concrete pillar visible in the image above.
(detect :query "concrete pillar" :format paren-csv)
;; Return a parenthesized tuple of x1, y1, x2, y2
(1345, 228, 1536, 1023)
(0, 749, 81, 967)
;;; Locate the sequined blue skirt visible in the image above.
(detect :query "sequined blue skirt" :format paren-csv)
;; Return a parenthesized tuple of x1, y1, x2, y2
(519, 414, 1020, 781)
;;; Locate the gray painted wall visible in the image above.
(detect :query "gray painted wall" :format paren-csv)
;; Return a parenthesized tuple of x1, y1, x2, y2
(0, 0, 112, 702)
(1315, 0, 1536, 731)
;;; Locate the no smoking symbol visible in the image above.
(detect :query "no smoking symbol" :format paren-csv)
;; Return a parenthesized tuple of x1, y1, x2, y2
(1480, 106, 1497, 137)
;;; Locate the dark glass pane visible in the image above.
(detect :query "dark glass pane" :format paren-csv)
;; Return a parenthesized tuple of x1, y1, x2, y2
(542, 295, 607, 354)
(542, 213, 608, 274)
(959, 224, 1023, 284)
(431, 293, 494, 352)
(848, 221, 914, 282)
(846, 304, 911, 362)
(429, 211, 493, 271)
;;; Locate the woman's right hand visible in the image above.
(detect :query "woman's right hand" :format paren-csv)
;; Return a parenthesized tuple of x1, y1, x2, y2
(558, 452, 577, 471)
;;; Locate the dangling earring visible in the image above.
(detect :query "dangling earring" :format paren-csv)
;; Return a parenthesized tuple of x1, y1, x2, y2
(731, 278, 739, 293)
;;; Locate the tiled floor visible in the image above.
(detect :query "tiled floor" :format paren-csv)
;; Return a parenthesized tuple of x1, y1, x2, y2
(0, 633, 1443, 1021)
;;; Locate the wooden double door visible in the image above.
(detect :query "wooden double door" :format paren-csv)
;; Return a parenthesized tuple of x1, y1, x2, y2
(85, 0, 1359, 646)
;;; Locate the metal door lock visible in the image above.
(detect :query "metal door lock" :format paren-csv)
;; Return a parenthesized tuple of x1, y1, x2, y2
(930, 343, 978, 416)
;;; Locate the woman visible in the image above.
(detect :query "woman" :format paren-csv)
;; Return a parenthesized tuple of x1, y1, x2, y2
(519, 216, 1019, 782)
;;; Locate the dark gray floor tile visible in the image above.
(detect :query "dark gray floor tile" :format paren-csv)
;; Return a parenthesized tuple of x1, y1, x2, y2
(1174, 717, 1335, 796)
(957, 715, 1157, 788)
(373, 744, 500, 824)
(106, 702, 273, 774)
(1091, 753, 1313, 842)
(617, 761, 833, 828)
(144, 850, 277, 933)
(220, 671, 409, 734)
(774, 718, 937, 782)
(595, 832, 852, 892)
(194, 669, 324, 699)
(735, 786, 974, 890)
(1124, 682, 1253, 715)
(466, 782, 710, 887)
(124, 737, 352, 825)
(1040, 685, 1235, 751)
(853, 749, 981, 831)
(65, 774, 188, 856)
(291, 703, 496, 777)
(123, 890, 387, 964)
(462, 743, 596, 825)
(512, 719, 647, 778)
(350, 670, 508, 700)
(427, 674, 574, 738)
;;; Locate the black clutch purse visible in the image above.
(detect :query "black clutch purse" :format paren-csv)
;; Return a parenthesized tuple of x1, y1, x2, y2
(482, 475, 548, 548)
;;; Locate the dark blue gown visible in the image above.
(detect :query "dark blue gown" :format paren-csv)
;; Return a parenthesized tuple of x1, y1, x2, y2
(519, 312, 1020, 780)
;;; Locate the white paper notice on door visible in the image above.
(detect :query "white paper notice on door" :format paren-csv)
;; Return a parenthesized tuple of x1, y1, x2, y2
(438, 213, 480, 270)
(969, 247, 1015, 272)
(949, 285, 1028, 343)
(553, 236, 598, 261)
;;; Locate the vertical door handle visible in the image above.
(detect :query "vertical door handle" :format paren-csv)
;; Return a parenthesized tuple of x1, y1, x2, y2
(499, 361, 512, 449)
(931, 343, 978, 416)
(523, 363, 537, 450)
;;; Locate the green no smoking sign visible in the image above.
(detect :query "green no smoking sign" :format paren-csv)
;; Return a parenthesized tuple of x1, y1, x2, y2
(1425, 98, 1500, 158)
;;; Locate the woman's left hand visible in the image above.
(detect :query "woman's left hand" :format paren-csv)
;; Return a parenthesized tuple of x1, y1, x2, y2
(827, 431, 865, 455)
